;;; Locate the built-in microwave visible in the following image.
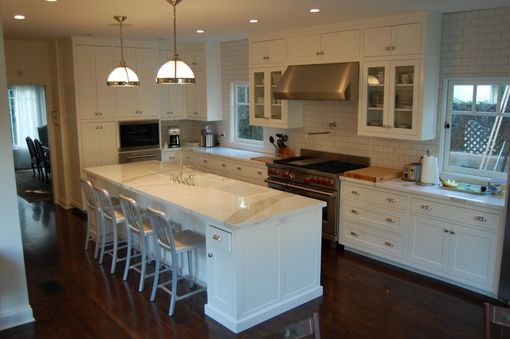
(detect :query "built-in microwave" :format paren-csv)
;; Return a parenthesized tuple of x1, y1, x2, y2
(118, 120, 160, 151)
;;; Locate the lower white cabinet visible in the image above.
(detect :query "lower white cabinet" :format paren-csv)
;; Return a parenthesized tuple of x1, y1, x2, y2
(340, 180, 502, 295)
(80, 122, 118, 169)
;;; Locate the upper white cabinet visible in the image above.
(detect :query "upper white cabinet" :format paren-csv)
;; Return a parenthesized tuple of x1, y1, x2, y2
(158, 50, 186, 120)
(181, 43, 223, 121)
(287, 29, 361, 65)
(363, 23, 422, 57)
(74, 45, 116, 120)
(249, 39, 285, 65)
(114, 47, 158, 119)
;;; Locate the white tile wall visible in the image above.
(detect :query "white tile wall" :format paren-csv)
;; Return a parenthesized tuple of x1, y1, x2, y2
(201, 7, 510, 169)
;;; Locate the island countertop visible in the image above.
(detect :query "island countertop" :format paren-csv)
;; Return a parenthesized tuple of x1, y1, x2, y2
(84, 161, 325, 229)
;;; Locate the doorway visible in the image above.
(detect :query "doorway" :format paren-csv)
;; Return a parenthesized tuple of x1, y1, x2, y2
(7, 85, 53, 202)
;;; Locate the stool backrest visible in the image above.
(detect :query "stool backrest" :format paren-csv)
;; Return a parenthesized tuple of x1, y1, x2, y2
(79, 179, 96, 211)
(94, 187, 115, 222)
(146, 207, 175, 253)
(119, 195, 145, 236)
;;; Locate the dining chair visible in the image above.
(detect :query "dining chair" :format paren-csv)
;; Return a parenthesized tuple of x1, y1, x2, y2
(146, 207, 206, 316)
(119, 195, 156, 292)
(25, 136, 41, 179)
(94, 186, 128, 274)
(34, 138, 51, 182)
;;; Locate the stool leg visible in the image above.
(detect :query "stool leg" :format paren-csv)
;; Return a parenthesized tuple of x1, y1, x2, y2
(138, 235, 147, 292)
(99, 216, 107, 264)
(123, 230, 133, 281)
(169, 253, 179, 316)
(187, 250, 194, 288)
(94, 209, 102, 259)
(111, 222, 119, 274)
(150, 244, 161, 302)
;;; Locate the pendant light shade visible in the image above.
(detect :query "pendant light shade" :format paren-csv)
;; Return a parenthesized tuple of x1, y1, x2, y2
(107, 16, 140, 87)
(156, 0, 195, 84)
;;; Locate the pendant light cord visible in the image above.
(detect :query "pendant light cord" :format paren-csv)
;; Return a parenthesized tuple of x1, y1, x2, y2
(115, 16, 127, 66)
(171, 0, 179, 80)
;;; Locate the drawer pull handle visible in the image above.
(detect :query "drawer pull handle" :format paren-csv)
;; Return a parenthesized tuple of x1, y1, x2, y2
(385, 217, 395, 223)
(350, 231, 359, 237)
(212, 234, 222, 241)
(351, 209, 360, 215)
(421, 205, 432, 211)
(237, 167, 242, 171)
(203, 159, 208, 163)
(351, 190, 360, 196)
(386, 198, 397, 203)
(450, 230, 456, 235)
(444, 229, 449, 233)
(208, 253, 213, 258)
(257, 171, 263, 175)
(384, 241, 394, 248)
(221, 163, 226, 167)
(474, 216, 487, 222)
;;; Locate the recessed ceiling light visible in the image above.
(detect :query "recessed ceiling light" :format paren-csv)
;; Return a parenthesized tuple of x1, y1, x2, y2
(14, 14, 26, 20)
(249, 19, 259, 23)
(309, 8, 320, 13)
(46, 0, 58, 2)
(196, 29, 205, 34)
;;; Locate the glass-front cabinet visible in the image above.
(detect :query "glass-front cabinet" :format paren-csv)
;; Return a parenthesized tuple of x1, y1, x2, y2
(249, 67, 303, 128)
(359, 60, 420, 138)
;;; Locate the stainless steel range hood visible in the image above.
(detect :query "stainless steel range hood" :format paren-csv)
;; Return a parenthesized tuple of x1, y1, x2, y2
(273, 62, 359, 101)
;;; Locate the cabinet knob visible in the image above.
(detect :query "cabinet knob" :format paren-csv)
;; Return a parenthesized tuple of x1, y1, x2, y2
(203, 159, 208, 163)
(221, 163, 226, 167)
(386, 198, 397, 203)
(474, 215, 487, 222)
(212, 234, 222, 241)
(193, 112, 198, 115)
(316, 51, 320, 56)
(384, 241, 394, 248)
(257, 171, 263, 175)
(444, 229, 449, 233)
(450, 230, 456, 235)
(208, 253, 213, 258)
(421, 205, 432, 211)
(385, 46, 390, 51)
(236, 167, 242, 171)
(390, 46, 395, 51)
(385, 217, 396, 223)
(167, 111, 173, 115)
(192, 62, 197, 65)
(350, 231, 359, 237)
(350, 209, 360, 215)
(351, 190, 360, 196)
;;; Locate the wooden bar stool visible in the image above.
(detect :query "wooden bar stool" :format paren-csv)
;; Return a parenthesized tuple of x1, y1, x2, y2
(146, 207, 206, 316)
(119, 195, 156, 292)
(94, 186, 128, 274)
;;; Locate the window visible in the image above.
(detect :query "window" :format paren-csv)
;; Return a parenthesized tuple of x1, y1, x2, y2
(231, 82, 262, 143)
(442, 80, 510, 179)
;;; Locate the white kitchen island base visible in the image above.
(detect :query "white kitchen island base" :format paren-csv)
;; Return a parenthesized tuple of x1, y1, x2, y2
(84, 162, 325, 333)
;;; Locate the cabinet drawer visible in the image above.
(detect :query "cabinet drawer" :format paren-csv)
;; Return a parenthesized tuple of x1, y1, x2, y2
(411, 198, 501, 232)
(343, 222, 405, 259)
(207, 225, 232, 252)
(231, 162, 266, 179)
(342, 201, 407, 234)
(343, 183, 407, 210)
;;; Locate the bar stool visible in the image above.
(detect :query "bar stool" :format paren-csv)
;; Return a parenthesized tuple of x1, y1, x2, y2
(94, 186, 128, 274)
(146, 207, 206, 316)
(119, 195, 155, 292)
(80, 179, 102, 258)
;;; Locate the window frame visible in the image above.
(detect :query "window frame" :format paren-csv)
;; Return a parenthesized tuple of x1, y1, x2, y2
(230, 81, 263, 146)
(440, 78, 510, 181)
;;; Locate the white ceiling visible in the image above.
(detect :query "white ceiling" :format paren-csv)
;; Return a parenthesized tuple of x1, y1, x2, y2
(1, 0, 509, 43)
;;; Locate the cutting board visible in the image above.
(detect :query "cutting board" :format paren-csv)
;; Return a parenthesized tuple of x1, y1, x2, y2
(343, 166, 402, 182)
(250, 155, 275, 164)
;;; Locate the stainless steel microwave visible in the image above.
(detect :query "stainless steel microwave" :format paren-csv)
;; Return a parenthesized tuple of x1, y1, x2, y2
(118, 120, 160, 151)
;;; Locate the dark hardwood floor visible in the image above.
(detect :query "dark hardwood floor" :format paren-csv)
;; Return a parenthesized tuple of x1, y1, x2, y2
(0, 198, 500, 338)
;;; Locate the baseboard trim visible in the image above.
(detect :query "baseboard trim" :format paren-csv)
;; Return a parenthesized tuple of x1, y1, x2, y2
(0, 306, 34, 331)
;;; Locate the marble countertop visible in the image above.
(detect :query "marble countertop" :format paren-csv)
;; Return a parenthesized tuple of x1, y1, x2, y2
(85, 161, 325, 229)
(342, 177, 506, 210)
(185, 146, 271, 162)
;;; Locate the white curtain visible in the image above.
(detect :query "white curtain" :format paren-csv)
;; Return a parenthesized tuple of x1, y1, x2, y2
(10, 86, 47, 169)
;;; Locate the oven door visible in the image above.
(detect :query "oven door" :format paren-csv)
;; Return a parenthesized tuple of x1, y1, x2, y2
(266, 179, 338, 241)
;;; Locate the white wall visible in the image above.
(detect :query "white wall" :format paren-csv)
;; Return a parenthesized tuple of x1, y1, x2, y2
(0, 9, 34, 330)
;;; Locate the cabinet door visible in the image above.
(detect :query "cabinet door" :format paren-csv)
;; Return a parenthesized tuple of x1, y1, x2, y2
(388, 60, 419, 135)
(114, 47, 139, 118)
(250, 39, 285, 65)
(408, 216, 450, 273)
(363, 26, 391, 57)
(135, 48, 157, 117)
(158, 50, 186, 119)
(268, 69, 284, 123)
(80, 122, 118, 168)
(361, 62, 388, 131)
(448, 224, 498, 286)
(185, 71, 206, 120)
(391, 23, 421, 56)
(321, 29, 360, 63)
(287, 34, 320, 65)
(182, 46, 206, 70)
(250, 69, 267, 122)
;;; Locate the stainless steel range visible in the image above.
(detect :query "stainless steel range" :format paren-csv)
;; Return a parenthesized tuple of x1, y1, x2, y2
(266, 149, 370, 243)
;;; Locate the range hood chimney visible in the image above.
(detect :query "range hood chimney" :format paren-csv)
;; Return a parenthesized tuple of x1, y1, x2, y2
(273, 62, 359, 101)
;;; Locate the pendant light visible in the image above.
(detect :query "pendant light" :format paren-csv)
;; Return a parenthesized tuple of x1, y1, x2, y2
(156, 0, 195, 84)
(107, 16, 140, 87)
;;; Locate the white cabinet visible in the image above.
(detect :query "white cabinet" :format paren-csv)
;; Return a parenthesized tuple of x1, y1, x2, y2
(229, 160, 266, 186)
(287, 29, 360, 65)
(249, 66, 303, 128)
(363, 23, 422, 57)
(115, 47, 157, 119)
(249, 39, 285, 65)
(359, 60, 426, 139)
(74, 45, 116, 120)
(80, 122, 118, 169)
(158, 50, 186, 120)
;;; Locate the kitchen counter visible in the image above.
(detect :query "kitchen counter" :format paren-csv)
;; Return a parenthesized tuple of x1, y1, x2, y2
(85, 161, 324, 333)
(342, 176, 505, 210)
(185, 146, 271, 162)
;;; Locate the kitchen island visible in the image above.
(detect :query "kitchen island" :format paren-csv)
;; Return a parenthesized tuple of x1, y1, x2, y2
(84, 161, 325, 333)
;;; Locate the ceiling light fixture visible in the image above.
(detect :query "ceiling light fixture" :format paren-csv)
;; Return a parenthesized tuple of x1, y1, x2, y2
(107, 16, 140, 87)
(14, 15, 26, 20)
(249, 19, 259, 23)
(196, 29, 205, 34)
(156, 0, 195, 84)
(309, 8, 320, 13)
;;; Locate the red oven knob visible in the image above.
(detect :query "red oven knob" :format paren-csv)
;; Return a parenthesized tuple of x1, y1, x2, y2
(304, 177, 310, 184)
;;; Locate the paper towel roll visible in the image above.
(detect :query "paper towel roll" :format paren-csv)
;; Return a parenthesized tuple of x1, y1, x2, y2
(420, 154, 439, 185)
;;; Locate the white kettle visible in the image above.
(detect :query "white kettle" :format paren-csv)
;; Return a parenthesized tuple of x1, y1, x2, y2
(420, 149, 439, 185)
